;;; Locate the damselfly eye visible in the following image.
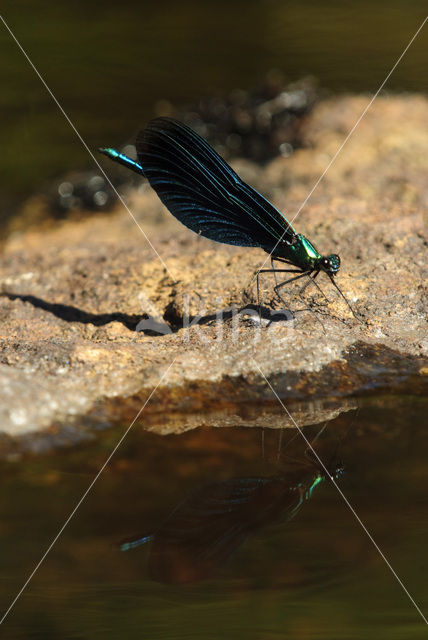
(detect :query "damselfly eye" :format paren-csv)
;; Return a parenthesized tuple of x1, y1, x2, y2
(319, 255, 340, 275)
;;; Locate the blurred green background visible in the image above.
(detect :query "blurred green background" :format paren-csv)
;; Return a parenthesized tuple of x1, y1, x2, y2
(0, 0, 426, 215)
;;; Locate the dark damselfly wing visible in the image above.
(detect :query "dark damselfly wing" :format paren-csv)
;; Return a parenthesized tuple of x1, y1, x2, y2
(146, 476, 302, 584)
(136, 118, 296, 250)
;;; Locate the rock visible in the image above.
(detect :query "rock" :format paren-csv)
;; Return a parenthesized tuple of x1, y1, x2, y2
(0, 95, 426, 456)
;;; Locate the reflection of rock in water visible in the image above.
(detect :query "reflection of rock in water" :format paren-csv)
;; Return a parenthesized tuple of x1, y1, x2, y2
(156, 397, 357, 435)
(121, 462, 342, 584)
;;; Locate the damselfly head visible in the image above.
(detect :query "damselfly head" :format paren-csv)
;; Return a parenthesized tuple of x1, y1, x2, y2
(320, 254, 340, 275)
(331, 462, 344, 479)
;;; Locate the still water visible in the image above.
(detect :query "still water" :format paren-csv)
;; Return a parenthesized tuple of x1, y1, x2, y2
(0, 396, 427, 638)
(0, 0, 427, 206)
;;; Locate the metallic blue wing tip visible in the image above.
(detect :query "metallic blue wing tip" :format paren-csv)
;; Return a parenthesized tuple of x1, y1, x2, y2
(99, 146, 145, 176)
(99, 147, 118, 158)
(120, 534, 154, 552)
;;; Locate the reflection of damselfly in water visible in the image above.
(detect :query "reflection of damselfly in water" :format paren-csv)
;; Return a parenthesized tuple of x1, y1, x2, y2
(119, 429, 345, 584)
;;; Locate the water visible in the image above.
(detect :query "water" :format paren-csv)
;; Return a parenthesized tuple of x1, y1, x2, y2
(1, 396, 427, 638)
(0, 0, 427, 208)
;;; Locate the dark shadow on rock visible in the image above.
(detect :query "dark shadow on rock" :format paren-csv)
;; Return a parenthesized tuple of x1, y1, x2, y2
(163, 302, 294, 329)
(1, 292, 293, 337)
(1, 292, 141, 331)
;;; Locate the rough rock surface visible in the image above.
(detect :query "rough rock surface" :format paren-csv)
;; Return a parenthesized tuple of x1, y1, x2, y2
(0, 95, 426, 455)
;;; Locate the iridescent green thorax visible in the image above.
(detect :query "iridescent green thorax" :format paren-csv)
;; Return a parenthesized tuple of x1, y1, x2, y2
(288, 473, 325, 520)
(274, 233, 322, 270)
(305, 474, 324, 500)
